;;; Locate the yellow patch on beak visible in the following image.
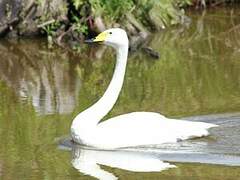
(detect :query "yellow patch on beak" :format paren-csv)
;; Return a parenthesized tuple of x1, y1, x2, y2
(93, 31, 108, 42)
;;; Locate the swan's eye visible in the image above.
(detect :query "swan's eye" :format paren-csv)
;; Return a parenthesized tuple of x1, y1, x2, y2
(109, 32, 112, 34)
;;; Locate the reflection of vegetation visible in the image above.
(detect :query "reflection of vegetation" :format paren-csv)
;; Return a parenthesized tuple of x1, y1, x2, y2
(192, 0, 238, 8)
(1, 80, 240, 179)
(0, 81, 74, 179)
(1, 82, 240, 179)
(0, 39, 81, 114)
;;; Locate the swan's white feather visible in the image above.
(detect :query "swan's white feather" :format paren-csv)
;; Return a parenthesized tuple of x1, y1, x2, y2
(85, 112, 217, 149)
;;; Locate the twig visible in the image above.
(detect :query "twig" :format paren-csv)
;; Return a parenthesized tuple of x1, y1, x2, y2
(37, 19, 56, 28)
(55, 25, 75, 47)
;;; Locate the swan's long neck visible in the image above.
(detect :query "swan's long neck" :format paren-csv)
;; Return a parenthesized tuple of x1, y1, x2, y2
(71, 45, 128, 130)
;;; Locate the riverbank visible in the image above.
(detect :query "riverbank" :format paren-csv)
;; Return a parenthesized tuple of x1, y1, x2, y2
(0, 1, 238, 49)
(0, 1, 189, 42)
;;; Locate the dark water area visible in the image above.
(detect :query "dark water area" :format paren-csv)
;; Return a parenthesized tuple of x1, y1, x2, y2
(0, 6, 240, 180)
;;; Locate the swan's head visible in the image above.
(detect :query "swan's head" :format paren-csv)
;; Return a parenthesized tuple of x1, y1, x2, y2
(85, 28, 129, 49)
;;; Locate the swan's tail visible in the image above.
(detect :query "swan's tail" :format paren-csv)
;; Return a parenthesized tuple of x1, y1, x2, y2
(198, 121, 218, 129)
(176, 120, 218, 141)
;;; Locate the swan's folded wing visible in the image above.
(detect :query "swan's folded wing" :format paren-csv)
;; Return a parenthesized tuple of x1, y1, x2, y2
(96, 112, 217, 148)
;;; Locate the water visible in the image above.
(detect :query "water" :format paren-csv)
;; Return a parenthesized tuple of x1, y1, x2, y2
(0, 6, 240, 180)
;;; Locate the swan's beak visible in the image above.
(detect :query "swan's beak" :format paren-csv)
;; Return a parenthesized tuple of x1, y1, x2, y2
(85, 31, 107, 43)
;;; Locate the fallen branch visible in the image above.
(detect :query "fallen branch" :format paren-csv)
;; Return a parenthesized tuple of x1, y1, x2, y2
(211, 0, 226, 7)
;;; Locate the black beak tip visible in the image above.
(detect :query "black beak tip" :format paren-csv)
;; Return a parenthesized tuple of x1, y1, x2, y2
(84, 38, 94, 43)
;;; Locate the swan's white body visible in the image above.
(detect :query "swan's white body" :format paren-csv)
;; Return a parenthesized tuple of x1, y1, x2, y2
(71, 28, 217, 149)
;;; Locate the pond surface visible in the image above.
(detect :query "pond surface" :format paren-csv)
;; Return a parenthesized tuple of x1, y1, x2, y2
(0, 6, 240, 180)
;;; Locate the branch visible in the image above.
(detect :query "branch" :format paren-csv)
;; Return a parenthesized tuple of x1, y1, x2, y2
(37, 19, 56, 28)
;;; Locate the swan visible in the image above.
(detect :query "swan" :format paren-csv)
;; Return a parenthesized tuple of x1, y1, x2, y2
(71, 28, 217, 149)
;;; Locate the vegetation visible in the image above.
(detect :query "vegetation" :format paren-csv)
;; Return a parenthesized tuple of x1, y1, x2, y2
(38, 0, 194, 45)
(70, 0, 192, 29)
(40, 0, 239, 46)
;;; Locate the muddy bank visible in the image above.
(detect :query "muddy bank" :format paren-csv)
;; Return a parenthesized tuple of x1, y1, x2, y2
(0, 1, 190, 51)
(0, 0, 68, 37)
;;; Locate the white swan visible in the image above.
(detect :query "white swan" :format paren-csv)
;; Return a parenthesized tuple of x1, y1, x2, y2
(71, 28, 217, 149)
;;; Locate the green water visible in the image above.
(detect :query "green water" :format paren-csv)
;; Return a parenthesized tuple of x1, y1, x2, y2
(0, 7, 240, 180)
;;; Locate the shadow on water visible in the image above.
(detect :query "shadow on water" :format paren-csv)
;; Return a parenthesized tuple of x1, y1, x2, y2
(0, 6, 240, 180)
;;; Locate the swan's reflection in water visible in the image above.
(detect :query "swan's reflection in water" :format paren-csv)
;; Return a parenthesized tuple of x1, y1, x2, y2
(71, 143, 175, 180)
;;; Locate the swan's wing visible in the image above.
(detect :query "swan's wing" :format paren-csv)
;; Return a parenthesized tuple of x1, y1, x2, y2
(96, 112, 217, 148)
(99, 112, 216, 131)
